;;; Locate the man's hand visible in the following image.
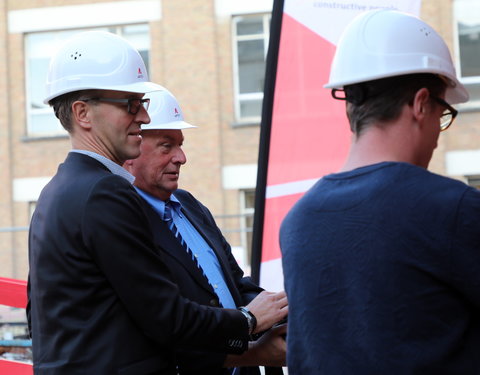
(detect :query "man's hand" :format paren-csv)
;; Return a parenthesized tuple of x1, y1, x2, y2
(246, 291, 288, 334)
(224, 323, 287, 367)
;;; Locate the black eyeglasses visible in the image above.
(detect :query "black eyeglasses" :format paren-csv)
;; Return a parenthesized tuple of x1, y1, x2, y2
(81, 97, 150, 115)
(430, 96, 458, 132)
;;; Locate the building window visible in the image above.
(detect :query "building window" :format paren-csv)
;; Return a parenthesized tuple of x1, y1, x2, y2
(454, 0, 480, 108)
(232, 14, 270, 124)
(240, 189, 255, 265)
(25, 24, 150, 137)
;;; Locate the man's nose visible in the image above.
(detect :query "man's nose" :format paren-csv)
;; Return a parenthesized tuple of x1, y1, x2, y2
(135, 105, 151, 124)
(173, 148, 187, 165)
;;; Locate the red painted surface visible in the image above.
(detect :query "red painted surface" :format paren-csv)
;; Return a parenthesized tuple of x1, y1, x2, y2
(261, 193, 304, 262)
(261, 14, 351, 265)
(266, 13, 350, 187)
(0, 277, 28, 309)
(0, 278, 32, 374)
(0, 359, 32, 375)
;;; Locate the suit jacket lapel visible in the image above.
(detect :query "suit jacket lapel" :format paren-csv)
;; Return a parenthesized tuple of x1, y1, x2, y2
(177, 201, 244, 306)
(180, 207, 230, 271)
(142, 202, 215, 294)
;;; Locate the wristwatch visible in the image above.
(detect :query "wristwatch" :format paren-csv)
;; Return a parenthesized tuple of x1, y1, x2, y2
(238, 306, 257, 336)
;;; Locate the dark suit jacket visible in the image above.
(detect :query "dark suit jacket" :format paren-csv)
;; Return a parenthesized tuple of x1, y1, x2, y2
(141, 189, 263, 375)
(27, 153, 249, 375)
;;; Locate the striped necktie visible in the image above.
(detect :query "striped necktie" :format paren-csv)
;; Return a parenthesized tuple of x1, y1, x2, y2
(164, 201, 213, 286)
(165, 202, 237, 375)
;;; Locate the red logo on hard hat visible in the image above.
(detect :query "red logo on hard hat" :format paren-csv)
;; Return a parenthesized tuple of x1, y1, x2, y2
(137, 68, 144, 79)
(174, 107, 180, 118)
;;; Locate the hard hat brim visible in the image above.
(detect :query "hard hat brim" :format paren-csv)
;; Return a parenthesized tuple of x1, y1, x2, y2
(324, 70, 469, 105)
(44, 81, 165, 104)
(141, 120, 197, 130)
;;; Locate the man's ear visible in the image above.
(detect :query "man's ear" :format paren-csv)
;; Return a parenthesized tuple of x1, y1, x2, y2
(412, 87, 430, 124)
(71, 100, 92, 130)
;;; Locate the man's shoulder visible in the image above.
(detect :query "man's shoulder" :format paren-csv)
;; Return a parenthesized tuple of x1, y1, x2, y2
(50, 153, 133, 202)
(61, 152, 111, 177)
(379, 164, 480, 216)
(416, 165, 476, 195)
(42, 153, 109, 193)
(364, 162, 472, 194)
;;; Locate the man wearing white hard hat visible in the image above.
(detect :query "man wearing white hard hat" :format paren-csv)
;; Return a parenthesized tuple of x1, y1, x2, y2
(124, 90, 287, 375)
(280, 9, 480, 374)
(27, 31, 287, 375)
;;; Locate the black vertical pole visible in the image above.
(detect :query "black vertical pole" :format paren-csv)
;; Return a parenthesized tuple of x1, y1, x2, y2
(251, 0, 285, 285)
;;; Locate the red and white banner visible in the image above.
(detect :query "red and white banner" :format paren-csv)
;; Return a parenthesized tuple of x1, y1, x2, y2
(257, 0, 422, 291)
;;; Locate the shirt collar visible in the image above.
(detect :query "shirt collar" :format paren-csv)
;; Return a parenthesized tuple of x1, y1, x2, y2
(70, 149, 135, 184)
(134, 187, 182, 220)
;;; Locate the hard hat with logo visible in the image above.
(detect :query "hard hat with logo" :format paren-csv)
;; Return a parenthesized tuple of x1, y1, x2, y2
(44, 31, 164, 103)
(141, 90, 196, 130)
(325, 9, 469, 104)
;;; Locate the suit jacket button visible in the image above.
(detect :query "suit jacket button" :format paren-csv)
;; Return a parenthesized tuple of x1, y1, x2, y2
(210, 299, 220, 307)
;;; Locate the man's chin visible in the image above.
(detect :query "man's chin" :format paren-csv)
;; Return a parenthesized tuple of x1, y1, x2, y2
(157, 184, 178, 199)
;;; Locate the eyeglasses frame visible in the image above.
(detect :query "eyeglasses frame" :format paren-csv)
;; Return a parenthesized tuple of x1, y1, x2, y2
(80, 97, 150, 115)
(430, 95, 458, 132)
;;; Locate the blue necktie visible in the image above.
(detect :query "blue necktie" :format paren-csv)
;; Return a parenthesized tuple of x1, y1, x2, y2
(164, 201, 213, 287)
(165, 202, 237, 375)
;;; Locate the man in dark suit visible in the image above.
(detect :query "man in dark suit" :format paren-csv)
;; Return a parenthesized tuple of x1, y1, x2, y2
(27, 31, 288, 375)
(124, 89, 287, 375)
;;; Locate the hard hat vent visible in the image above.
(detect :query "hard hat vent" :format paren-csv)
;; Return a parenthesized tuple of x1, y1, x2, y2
(420, 27, 431, 36)
(44, 31, 163, 103)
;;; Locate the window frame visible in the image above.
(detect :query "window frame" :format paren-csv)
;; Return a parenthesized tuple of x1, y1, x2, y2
(453, 0, 480, 110)
(231, 13, 271, 125)
(239, 189, 255, 267)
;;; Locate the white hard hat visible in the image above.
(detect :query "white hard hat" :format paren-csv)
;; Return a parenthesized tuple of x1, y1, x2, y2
(44, 31, 164, 103)
(141, 90, 196, 130)
(325, 10, 469, 104)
